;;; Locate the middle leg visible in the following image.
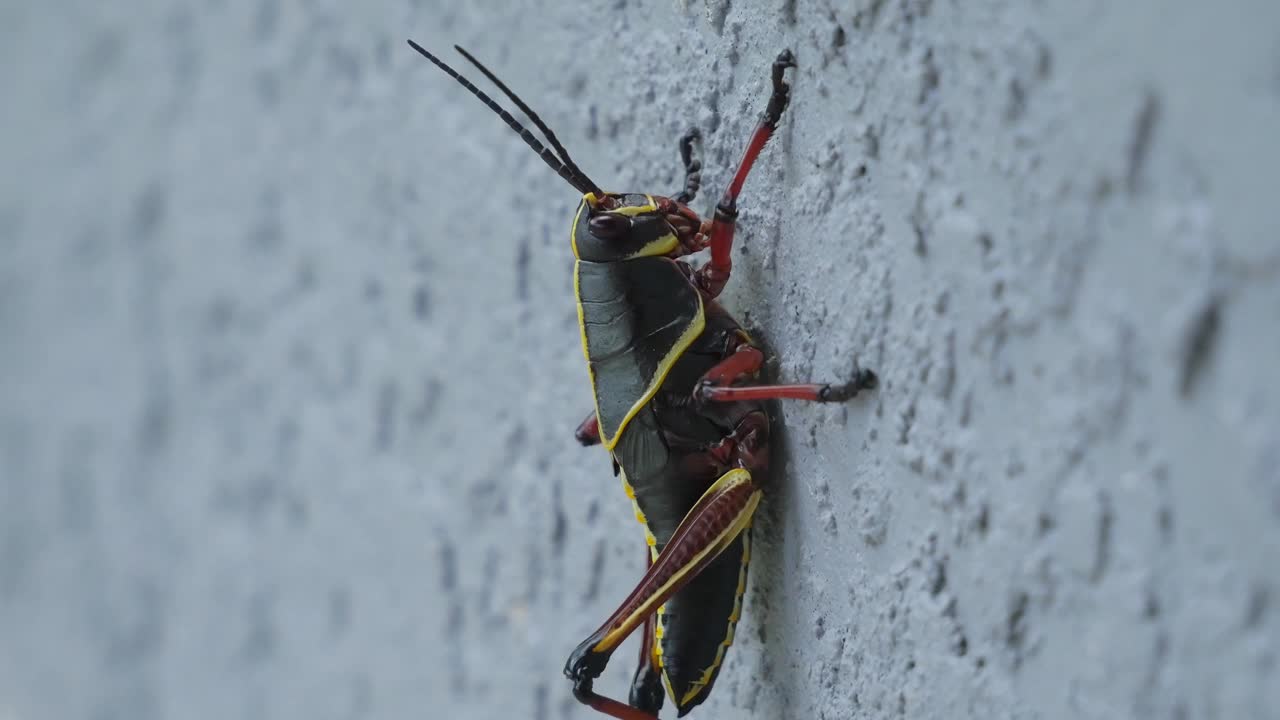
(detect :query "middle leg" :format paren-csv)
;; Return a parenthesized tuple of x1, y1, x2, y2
(693, 338, 878, 405)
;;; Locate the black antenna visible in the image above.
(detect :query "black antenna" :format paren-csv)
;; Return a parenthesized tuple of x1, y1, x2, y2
(450, 45, 600, 195)
(407, 40, 602, 196)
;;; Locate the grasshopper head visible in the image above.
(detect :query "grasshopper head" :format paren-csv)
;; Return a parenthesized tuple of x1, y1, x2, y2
(571, 192, 684, 262)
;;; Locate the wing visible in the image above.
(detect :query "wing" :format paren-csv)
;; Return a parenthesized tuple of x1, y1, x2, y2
(575, 257, 704, 450)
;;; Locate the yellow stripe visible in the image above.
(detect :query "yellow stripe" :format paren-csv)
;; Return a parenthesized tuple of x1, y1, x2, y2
(659, 639, 678, 713)
(656, 604, 672, 685)
(618, 467, 659, 550)
(612, 195, 657, 216)
(571, 197, 587, 260)
(658, 620, 678, 712)
(592, 470, 758, 652)
(575, 194, 670, 260)
(677, 521, 753, 708)
(624, 233, 679, 259)
(573, 190, 701, 449)
(599, 299, 704, 450)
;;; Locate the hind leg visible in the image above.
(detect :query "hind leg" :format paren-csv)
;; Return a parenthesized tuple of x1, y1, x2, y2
(565, 469, 762, 719)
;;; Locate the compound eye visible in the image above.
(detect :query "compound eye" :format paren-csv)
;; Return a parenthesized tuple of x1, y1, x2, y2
(589, 213, 631, 239)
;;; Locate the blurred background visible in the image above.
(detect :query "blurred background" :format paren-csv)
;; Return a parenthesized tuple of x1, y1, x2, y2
(2, 1, 1278, 719)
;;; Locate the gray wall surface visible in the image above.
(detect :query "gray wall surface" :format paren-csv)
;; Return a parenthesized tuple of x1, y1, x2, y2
(2, 2, 1278, 719)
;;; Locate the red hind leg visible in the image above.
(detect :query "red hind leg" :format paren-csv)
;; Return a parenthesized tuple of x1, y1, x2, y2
(569, 552, 664, 720)
(565, 470, 762, 718)
(571, 686, 659, 720)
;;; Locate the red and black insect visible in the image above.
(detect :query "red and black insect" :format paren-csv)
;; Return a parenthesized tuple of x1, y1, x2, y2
(408, 41, 877, 719)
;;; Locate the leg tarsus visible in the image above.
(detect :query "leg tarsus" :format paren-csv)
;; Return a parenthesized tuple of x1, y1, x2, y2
(819, 366, 878, 401)
(572, 676, 596, 705)
(764, 49, 797, 127)
(566, 643, 611, 689)
(673, 128, 702, 205)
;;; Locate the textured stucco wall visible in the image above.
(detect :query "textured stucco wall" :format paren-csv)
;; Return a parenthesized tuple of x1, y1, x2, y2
(2, 2, 1278, 719)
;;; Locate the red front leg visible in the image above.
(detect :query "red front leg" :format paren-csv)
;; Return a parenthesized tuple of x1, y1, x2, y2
(697, 50, 796, 298)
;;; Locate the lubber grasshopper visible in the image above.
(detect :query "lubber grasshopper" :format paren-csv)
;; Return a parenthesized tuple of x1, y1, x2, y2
(408, 40, 877, 718)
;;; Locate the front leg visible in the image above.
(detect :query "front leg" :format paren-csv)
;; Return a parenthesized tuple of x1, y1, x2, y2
(696, 50, 796, 298)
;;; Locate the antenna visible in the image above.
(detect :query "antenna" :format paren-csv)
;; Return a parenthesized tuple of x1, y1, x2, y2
(450, 45, 600, 195)
(407, 40, 603, 196)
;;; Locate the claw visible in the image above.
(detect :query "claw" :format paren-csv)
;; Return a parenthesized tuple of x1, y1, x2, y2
(764, 49, 796, 126)
(854, 366, 879, 391)
(818, 365, 878, 402)
(564, 641, 610, 687)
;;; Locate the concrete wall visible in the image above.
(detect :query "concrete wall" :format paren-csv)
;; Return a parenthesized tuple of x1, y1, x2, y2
(2, 2, 1277, 718)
